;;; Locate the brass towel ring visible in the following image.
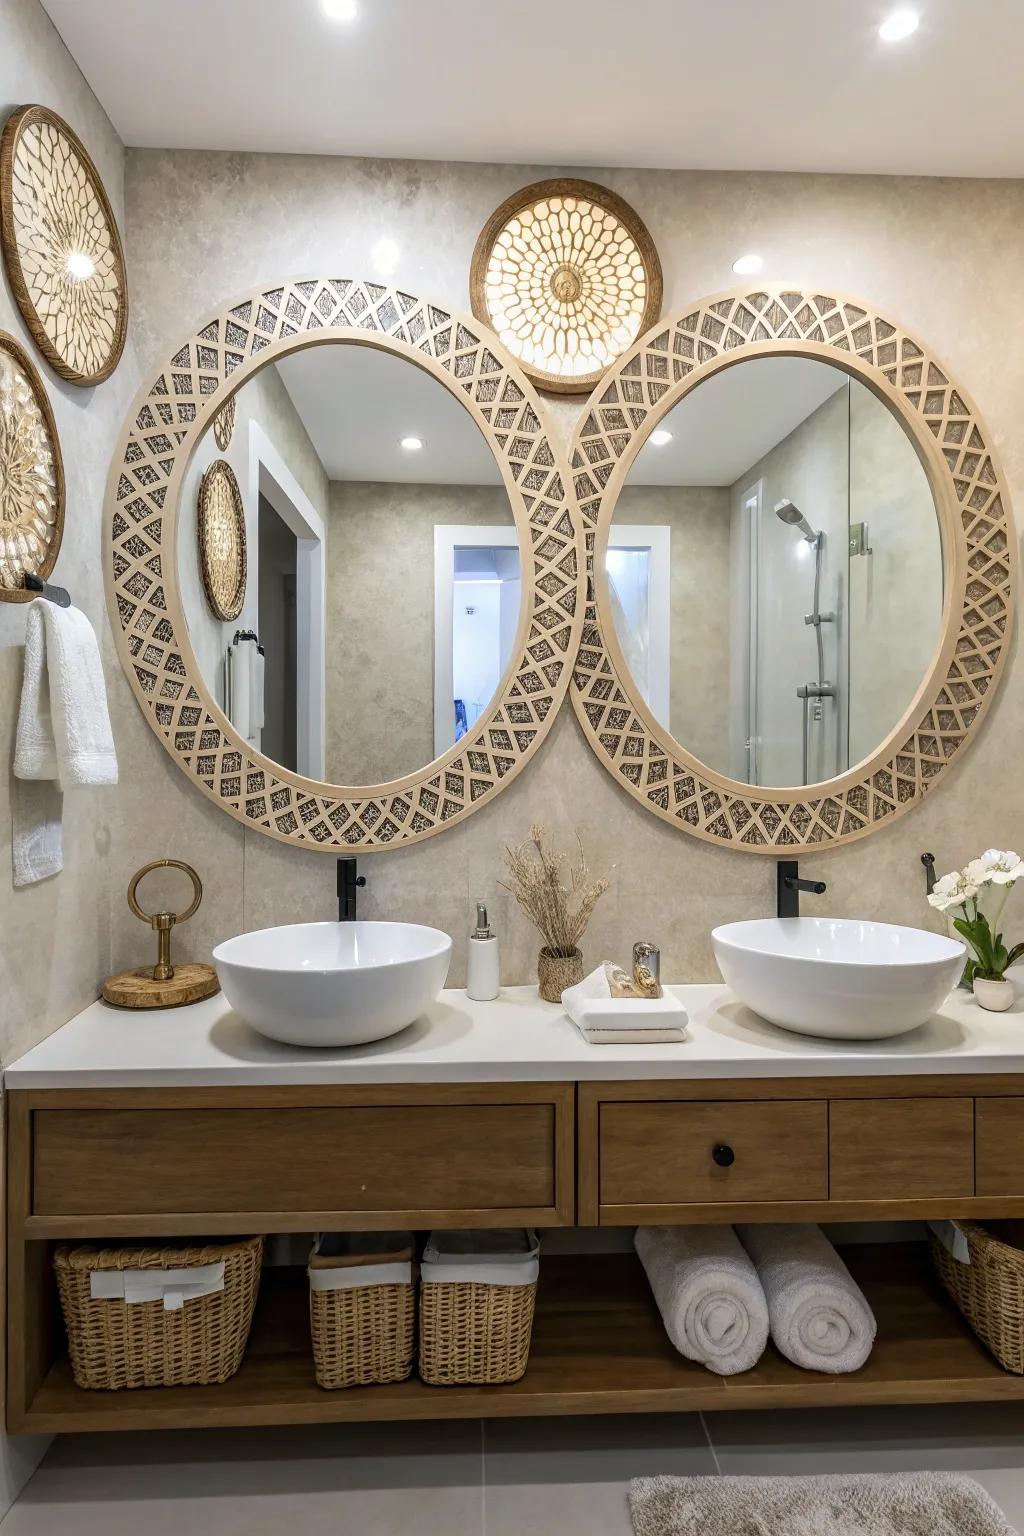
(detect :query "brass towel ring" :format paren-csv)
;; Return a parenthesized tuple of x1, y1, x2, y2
(128, 858, 203, 928)
(102, 859, 218, 1010)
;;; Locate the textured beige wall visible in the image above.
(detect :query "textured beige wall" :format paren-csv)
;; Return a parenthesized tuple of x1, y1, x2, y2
(117, 151, 1024, 988)
(325, 482, 512, 786)
(611, 486, 732, 771)
(0, 0, 140, 1064)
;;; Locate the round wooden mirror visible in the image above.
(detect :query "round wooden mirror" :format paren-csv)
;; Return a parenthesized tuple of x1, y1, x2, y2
(572, 286, 1015, 851)
(107, 279, 584, 851)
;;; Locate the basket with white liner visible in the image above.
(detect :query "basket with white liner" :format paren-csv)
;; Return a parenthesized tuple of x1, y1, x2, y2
(308, 1231, 416, 1390)
(419, 1229, 539, 1385)
(53, 1235, 263, 1391)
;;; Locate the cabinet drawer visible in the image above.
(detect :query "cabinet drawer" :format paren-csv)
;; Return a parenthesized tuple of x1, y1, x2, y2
(976, 1098, 1024, 1195)
(32, 1100, 563, 1222)
(829, 1098, 974, 1200)
(599, 1100, 828, 1209)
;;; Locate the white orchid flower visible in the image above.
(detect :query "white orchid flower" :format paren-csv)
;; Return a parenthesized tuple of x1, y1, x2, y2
(976, 849, 1023, 886)
(927, 869, 979, 912)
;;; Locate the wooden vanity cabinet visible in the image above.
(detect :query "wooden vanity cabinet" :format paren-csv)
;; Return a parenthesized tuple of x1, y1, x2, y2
(10, 1072, 1024, 1436)
(577, 1076, 1024, 1225)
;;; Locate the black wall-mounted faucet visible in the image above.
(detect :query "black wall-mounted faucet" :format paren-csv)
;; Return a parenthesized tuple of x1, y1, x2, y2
(777, 859, 826, 919)
(337, 857, 366, 921)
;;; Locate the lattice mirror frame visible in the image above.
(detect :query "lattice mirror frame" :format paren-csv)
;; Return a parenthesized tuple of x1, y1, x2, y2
(106, 278, 584, 851)
(571, 286, 1015, 851)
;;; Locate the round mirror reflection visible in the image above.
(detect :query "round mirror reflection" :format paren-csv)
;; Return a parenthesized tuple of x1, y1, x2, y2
(608, 355, 943, 788)
(178, 343, 520, 786)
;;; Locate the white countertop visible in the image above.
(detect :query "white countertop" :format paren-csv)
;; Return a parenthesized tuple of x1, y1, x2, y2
(6, 983, 1024, 1089)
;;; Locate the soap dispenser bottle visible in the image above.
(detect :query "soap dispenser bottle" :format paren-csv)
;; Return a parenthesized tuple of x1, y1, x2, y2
(466, 902, 500, 1001)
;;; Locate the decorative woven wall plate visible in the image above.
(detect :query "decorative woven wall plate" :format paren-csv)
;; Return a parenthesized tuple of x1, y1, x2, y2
(106, 279, 584, 852)
(197, 458, 246, 622)
(0, 104, 128, 385)
(470, 178, 662, 396)
(212, 396, 235, 450)
(0, 329, 65, 601)
(572, 285, 1015, 852)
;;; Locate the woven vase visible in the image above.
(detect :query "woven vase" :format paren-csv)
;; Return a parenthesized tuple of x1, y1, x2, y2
(537, 947, 583, 1003)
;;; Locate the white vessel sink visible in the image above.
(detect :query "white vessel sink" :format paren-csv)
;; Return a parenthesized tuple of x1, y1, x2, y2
(212, 921, 452, 1048)
(711, 917, 965, 1040)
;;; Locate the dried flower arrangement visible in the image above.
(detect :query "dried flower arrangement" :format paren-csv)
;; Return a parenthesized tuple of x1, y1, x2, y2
(501, 825, 609, 1001)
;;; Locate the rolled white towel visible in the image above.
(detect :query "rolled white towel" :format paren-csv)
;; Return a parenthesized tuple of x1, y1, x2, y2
(737, 1223, 876, 1374)
(635, 1225, 769, 1376)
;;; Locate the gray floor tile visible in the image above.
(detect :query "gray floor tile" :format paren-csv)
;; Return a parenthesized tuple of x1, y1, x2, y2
(483, 1414, 717, 1536)
(2, 1421, 484, 1536)
(706, 1401, 1024, 1528)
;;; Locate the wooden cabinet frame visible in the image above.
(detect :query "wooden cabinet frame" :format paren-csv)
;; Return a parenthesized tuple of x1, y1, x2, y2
(8, 1072, 1024, 1435)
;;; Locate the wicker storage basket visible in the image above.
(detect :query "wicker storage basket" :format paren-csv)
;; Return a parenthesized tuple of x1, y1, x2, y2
(419, 1230, 538, 1386)
(54, 1236, 263, 1391)
(309, 1233, 416, 1390)
(931, 1220, 1024, 1374)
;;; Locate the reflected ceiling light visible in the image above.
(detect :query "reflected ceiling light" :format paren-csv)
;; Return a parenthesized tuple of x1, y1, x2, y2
(371, 237, 399, 275)
(649, 429, 673, 447)
(400, 436, 423, 452)
(878, 8, 919, 40)
(321, 0, 358, 19)
(732, 253, 764, 276)
(65, 250, 96, 281)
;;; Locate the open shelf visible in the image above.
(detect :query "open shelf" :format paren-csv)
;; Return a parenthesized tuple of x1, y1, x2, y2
(22, 1243, 1024, 1433)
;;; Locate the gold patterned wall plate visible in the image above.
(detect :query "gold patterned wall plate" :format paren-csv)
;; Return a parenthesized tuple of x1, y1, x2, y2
(0, 104, 128, 386)
(106, 278, 584, 853)
(572, 286, 1015, 852)
(212, 395, 235, 450)
(197, 458, 246, 622)
(0, 329, 65, 601)
(470, 178, 662, 396)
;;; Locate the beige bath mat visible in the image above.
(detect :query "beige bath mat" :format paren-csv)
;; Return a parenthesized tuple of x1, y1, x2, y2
(630, 1472, 1017, 1536)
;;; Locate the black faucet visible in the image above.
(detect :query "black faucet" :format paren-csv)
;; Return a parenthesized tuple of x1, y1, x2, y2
(337, 857, 366, 921)
(776, 859, 826, 919)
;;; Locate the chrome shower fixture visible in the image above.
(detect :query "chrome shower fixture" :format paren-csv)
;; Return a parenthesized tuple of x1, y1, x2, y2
(774, 498, 819, 543)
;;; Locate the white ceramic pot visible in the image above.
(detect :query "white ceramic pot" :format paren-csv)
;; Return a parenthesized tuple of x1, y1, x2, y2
(973, 975, 1015, 1012)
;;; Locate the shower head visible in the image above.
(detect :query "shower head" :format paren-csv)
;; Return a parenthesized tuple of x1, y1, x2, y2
(774, 499, 818, 543)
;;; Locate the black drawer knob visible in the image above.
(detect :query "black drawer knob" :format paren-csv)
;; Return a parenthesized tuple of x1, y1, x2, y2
(712, 1143, 735, 1168)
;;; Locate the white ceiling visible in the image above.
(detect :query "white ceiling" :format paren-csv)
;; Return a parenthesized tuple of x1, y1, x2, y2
(266, 346, 846, 487)
(274, 345, 501, 484)
(41, 0, 1024, 177)
(631, 357, 849, 487)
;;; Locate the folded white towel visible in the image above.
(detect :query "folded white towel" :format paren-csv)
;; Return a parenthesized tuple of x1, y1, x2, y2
(13, 600, 118, 887)
(635, 1225, 769, 1376)
(737, 1223, 876, 1374)
(563, 965, 689, 1039)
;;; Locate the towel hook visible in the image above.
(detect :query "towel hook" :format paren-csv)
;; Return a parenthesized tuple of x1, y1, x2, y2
(24, 572, 71, 608)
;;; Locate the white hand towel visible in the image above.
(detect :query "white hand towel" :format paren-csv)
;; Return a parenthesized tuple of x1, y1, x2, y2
(737, 1222, 876, 1374)
(227, 640, 253, 740)
(563, 964, 689, 1036)
(635, 1225, 769, 1376)
(13, 600, 118, 887)
(250, 648, 265, 735)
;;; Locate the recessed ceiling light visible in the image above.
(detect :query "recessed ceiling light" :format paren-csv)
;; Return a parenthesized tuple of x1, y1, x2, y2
(65, 250, 96, 281)
(878, 8, 919, 41)
(400, 436, 423, 452)
(371, 237, 400, 276)
(321, 0, 357, 19)
(732, 253, 764, 276)
(650, 429, 673, 447)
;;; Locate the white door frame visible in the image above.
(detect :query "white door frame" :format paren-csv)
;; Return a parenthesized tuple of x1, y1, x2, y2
(248, 421, 326, 780)
(433, 524, 670, 758)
